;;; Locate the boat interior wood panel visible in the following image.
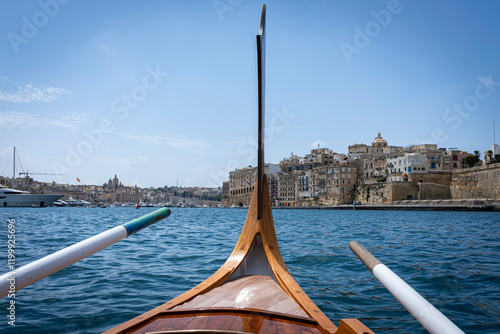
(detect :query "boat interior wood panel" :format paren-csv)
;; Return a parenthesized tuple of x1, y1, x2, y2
(173, 275, 308, 317)
(131, 308, 323, 334)
(103, 5, 375, 334)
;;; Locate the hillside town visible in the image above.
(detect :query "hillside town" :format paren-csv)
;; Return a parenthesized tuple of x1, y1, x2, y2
(222, 133, 500, 207)
(0, 174, 222, 208)
(2, 133, 499, 208)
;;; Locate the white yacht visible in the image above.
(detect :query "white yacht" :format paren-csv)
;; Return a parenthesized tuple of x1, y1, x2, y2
(0, 185, 64, 208)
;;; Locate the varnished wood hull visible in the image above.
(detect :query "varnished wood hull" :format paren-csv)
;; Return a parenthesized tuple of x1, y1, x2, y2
(103, 176, 373, 334)
(103, 5, 373, 333)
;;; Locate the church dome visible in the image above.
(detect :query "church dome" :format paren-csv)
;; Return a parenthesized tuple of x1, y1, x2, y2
(372, 132, 387, 147)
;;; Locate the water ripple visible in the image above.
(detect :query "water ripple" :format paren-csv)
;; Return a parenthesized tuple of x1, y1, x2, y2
(0, 207, 498, 333)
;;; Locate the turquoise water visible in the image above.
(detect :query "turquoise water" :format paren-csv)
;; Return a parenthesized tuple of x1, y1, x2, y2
(0, 207, 499, 333)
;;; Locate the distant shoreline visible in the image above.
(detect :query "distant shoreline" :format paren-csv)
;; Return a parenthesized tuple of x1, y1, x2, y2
(271, 203, 499, 212)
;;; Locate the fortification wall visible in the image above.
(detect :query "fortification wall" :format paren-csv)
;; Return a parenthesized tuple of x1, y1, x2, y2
(357, 182, 413, 204)
(451, 164, 500, 199)
(408, 171, 452, 187)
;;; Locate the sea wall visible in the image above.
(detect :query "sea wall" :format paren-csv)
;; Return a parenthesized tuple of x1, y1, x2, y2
(408, 171, 452, 187)
(451, 164, 500, 199)
(357, 182, 413, 204)
(357, 166, 500, 203)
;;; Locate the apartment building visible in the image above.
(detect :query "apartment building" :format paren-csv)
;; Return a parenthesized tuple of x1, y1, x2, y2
(387, 153, 428, 182)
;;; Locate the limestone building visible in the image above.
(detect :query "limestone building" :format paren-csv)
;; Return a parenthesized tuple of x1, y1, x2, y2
(227, 164, 280, 206)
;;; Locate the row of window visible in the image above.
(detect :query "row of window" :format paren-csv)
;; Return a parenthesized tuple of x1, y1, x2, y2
(230, 186, 254, 196)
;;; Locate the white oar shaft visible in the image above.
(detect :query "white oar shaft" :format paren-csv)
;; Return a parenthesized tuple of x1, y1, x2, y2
(0, 226, 126, 299)
(0, 207, 170, 299)
(373, 263, 464, 334)
(349, 241, 464, 334)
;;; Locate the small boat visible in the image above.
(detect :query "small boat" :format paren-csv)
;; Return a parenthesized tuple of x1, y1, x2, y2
(53, 200, 68, 207)
(103, 5, 373, 334)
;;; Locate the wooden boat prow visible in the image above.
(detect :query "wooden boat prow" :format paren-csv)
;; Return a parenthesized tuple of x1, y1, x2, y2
(104, 175, 373, 334)
(103, 5, 374, 333)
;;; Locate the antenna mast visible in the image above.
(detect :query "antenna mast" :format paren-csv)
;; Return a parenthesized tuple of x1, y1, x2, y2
(12, 147, 16, 188)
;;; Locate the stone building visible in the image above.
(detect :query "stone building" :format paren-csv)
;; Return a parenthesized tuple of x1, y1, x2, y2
(228, 166, 257, 206)
(267, 173, 279, 206)
(227, 164, 280, 206)
(387, 153, 428, 182)
(278, 173, 298, 206)
(484, 144, 500, 164)
(221, 181, 229, 207)
(444, 149, 470, 169)
(348, 133, 403, 156)
(225, 133, 487, 206)
(297, 172, 311, 204)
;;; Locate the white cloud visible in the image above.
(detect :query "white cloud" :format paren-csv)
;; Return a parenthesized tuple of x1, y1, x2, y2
(114, 131, 210, 152)
(0, 78, 72, 103)
(0, 111, 88, 130)
(310, 140, 327, 149)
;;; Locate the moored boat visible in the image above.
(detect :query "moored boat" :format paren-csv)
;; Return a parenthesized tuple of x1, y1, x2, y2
(1, 147, 64, 207)
(0, 184, 64, 208)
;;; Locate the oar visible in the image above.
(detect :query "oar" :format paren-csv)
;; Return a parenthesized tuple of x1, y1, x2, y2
(349, 241, 464, 334)
(0, 207, 171, 299)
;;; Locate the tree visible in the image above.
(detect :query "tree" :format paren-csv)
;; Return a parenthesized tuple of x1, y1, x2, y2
(465, 154, 479, 167)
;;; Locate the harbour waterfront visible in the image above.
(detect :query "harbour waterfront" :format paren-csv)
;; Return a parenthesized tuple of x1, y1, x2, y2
(1, 207, 499, 333)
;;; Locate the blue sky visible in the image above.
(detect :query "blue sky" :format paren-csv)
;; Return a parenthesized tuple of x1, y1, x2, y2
(1, 0, 499, 188)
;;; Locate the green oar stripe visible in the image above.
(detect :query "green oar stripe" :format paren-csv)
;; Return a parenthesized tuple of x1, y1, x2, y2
(122, 207, 171, 236)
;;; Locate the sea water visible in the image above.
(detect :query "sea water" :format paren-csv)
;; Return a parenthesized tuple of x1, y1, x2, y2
(0, 207, 499, 333)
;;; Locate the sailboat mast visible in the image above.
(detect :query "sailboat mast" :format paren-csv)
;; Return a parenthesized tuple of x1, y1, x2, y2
(257, 4, 266, 219)
(12, 147, 16, 189)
